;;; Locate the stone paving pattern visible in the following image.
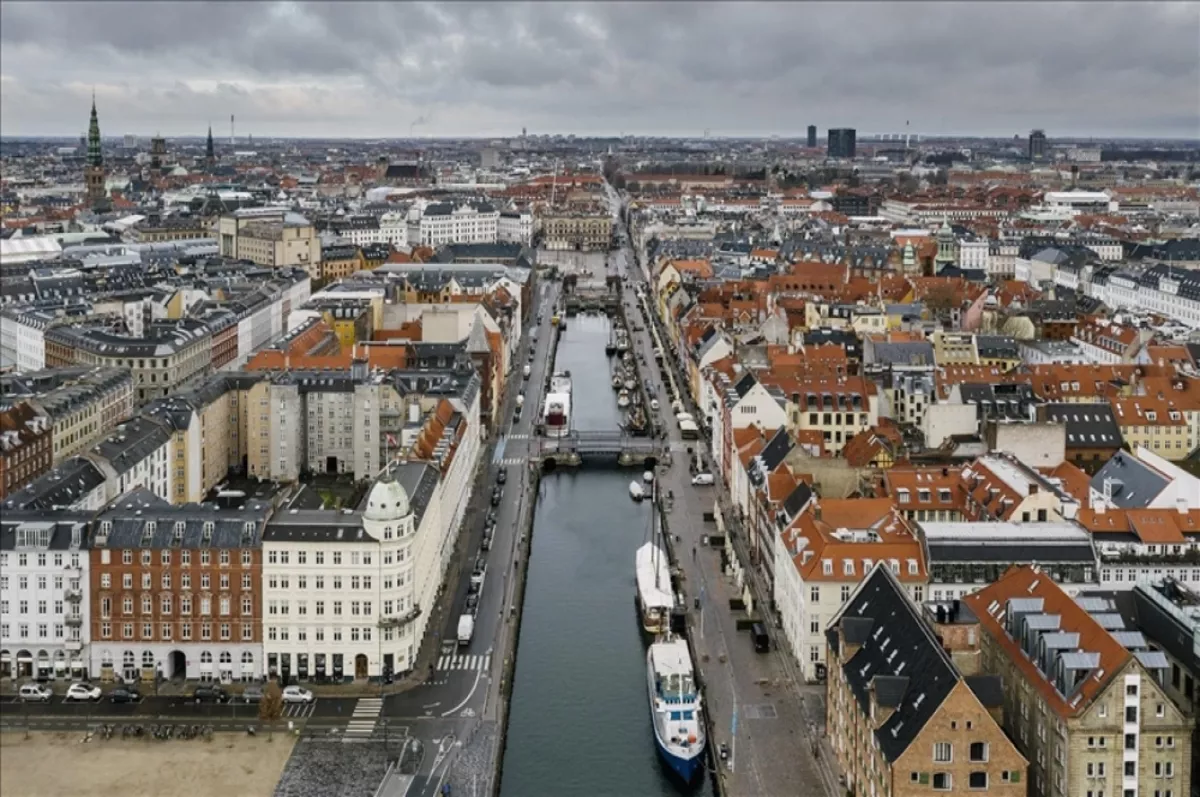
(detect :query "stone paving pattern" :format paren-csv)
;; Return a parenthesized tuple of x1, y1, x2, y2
(273, 737, 392, 797)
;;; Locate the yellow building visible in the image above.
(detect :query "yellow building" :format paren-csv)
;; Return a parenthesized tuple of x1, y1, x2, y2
(930, 330, 979, 366)
(975, 335, 1022, 372)
(965, 567, 1194, 797)
(1111, 397, 1190, 460)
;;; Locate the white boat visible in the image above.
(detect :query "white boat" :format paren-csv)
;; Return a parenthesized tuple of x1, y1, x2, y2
(542, 372, 572, 438)
(643, 470, 654, 484)
(617, 390, 631, 409)
(624, 379, 636, 391)
(647, 638, 706, 783)
(612, 373, 623, 390)
(636, 541, 672, 635)
(629, 481, 645, 501)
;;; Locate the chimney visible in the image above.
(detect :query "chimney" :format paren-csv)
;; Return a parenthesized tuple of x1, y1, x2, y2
(1177, 497, 1188, 516)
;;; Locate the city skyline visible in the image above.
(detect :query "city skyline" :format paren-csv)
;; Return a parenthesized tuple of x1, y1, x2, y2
(1, 1, 1197, 140)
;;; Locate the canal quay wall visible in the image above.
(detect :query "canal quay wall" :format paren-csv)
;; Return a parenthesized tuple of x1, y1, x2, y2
(490, 464, 541, 797)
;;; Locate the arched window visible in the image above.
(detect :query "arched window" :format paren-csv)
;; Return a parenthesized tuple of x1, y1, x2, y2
(123, 651, 135, 668)
(101, 651, 113, 667)
(219, 651, 232, 664)
(241, 651, 254, 664)
(142, 651, 154, 668)
(200, 651, 213, 664)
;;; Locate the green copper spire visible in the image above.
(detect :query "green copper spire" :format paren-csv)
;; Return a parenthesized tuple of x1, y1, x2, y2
(206, 125, 215, 160)
(87, 94, 103, 168)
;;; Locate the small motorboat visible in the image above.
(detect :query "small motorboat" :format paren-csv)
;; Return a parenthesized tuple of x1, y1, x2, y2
(630, 481, 646, 502)
(617, 390, 631, 409)
(643, 470, 654, 484)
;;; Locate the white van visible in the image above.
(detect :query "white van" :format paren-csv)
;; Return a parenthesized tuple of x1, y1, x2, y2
(19, 683, 52, 702)
(691, 473, 715, 486)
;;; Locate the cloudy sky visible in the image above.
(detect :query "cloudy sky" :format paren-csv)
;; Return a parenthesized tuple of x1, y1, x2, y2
(1, 1, 1197, 140)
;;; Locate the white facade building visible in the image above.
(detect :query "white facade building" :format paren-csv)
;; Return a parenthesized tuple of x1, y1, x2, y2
(378, 211, 408, 248)
(262, 462, 451, 681)
(0, 515, 90, 680)
(497, 210, 534, 245)
(407, 201, 500, 248)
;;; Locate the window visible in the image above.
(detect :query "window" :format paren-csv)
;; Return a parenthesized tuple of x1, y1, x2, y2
(932, 773, 952, 791)
(969, 772, 987, 790)
(934, 742, 952, 763)
(969, 741, 988, 762)
(809, 586, 819, 603)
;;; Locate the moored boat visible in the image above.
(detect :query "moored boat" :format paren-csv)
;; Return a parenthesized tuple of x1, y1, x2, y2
(647, 638, 707, 783)
(542, 372, 572, 438)
(635, 541, 672, 634)
(629, 481, 645, 502)
(617, 389, 631, 409)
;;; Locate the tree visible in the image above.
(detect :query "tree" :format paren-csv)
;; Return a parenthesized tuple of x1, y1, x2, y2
(259, 680, 284, 740)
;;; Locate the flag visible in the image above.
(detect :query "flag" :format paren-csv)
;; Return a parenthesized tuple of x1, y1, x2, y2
(386, 433, 397, 446)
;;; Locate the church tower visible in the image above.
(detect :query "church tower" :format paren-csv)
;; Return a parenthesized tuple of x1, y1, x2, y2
(84, 96, 107, 209)
(205, 125, 215, 166)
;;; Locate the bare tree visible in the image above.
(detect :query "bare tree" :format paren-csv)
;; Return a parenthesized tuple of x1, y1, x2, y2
(259, 680, 284, 740)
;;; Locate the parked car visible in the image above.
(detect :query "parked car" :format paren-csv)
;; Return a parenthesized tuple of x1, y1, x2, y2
(191, 685, 229, 703)
(496, 470, 507, 485)
(485, 509, 497, 527)
(481, 532, 492, 552)
(491, 487, 503, 506)
(465, 593, 480, 615)
(282, 685, 314, 704)
(65, 682, 102, 702)
(109, 687, 141, 704)
(242, 685, 264, 704)
(691, 473, 715, 486)
(18, 684, 52, 702)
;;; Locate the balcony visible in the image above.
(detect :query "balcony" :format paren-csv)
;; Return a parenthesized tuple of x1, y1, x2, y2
(65, 588, 83, 602)
(65, 639, 82, 652)
(378, 605, 421, 629)
(65, 614, 83, 627)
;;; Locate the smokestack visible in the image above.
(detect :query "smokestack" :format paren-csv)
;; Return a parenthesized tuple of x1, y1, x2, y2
(230, 113, 235, 146)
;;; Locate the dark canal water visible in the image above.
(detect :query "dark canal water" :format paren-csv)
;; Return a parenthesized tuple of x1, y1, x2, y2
(500, 315, 713, 797)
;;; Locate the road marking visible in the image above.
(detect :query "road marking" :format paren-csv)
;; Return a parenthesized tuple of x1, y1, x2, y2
(343, 697, 383, 737)
(492, 436, 508, 465)
(441, 661, 485, 718)
(437, 653, 491, 671)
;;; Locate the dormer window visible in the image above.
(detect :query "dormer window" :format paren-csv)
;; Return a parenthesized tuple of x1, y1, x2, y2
(822, 559, 833, 575)
(843, 560, 854, 576)
(908, 559, 919, 575)
(889, 559, 900, 574)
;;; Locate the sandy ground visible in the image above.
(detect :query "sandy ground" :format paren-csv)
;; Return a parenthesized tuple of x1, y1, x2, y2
(0, 731, 296, 797)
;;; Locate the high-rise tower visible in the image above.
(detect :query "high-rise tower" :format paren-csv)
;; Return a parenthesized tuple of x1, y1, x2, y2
(206, 125, 215, 165)
(149, 134, 166, 177)
(84, 96, 107, 209)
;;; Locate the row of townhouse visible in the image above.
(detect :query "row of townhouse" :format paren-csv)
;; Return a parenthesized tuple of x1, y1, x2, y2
(2, 360, 481, 511)
(0, 269, 311, 379)
(0, 393, 482, 683)
(773, 446, 1200, 685)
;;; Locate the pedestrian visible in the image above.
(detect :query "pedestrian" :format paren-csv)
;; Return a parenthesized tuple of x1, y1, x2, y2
(692, 545, 696, 561)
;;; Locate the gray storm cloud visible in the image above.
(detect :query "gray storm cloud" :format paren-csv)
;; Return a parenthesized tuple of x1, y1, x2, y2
(1, 0, 1196, 138)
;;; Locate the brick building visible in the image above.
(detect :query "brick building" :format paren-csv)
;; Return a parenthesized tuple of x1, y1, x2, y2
(826, 563, 1027, 797)
(0, 403, 52, 499)
(88, 489, 271, 683)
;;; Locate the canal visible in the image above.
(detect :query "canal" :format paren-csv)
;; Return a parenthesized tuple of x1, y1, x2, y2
(500, 314, 714, 797)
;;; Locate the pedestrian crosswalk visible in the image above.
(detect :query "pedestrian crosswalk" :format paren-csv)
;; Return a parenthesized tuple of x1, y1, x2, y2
(282, 701, 316, 718)
(497, 458, 524, 467)
(342, 697, 383, 740)
(437, 653, 492, 672)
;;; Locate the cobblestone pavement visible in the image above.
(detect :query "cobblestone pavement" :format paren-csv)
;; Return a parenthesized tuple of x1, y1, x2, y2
(273, 736, 392, 797)
(447, 720, 498, 794)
